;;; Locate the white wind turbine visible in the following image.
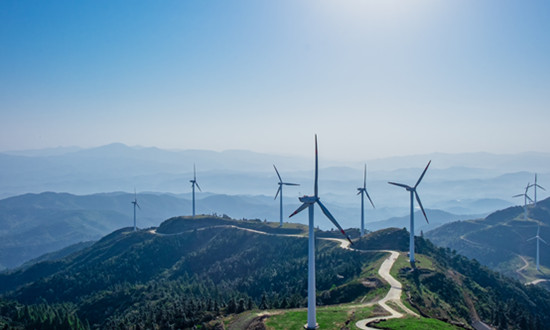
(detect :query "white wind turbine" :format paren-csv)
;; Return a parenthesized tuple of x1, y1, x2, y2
(513, 183, 533, 220)
(273, 164, 299, 227)
(388, 161, 431, 264)
(190, 164, 202, 217)
(131, 189, 141, 231)
(530, 174, 545, 206)
(357, 164, 375, 237)
(527, 224, 547, 271)
(289, 135, 353, 330)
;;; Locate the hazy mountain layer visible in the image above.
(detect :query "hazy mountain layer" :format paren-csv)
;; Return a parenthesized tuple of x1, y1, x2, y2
(0, 191, 474, 269)
(0, 143, 538, 218)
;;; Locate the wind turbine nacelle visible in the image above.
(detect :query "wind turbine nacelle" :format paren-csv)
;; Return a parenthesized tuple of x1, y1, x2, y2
(299, 196, 317, 203)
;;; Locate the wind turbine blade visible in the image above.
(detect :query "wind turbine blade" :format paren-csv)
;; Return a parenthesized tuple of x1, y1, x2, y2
(540, 237, 549, 245)
(136, 202, 141, 210)
(415, 191, 429, 224)
(537, 184, 546, 191)
(527, 236, 536, 241)
(195, 182, 202, 192)
(363, 164, 367, 189)
(414, 160, 431, 188)
(194, 164, 196, 181)
(317, 200, 353, 245)
(388, 182, 411, 189)
(314, 134, 318, 198)
(365, 191, 375, 208)
(513, 194, 523, 198)
(283, 182, 300, 186)
(357, 190, 362, 196)
(274, 186, 281, 200)
(289, 203, 309, 218)
(273, 164, 283, 182)
(526, 195, 534, 203)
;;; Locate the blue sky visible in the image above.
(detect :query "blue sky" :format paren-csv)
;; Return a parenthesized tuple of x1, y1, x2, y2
(1, 0, 549, 160)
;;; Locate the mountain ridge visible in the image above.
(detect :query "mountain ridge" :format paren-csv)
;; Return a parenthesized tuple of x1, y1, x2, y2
(1, 216, 550, 329)
(426, 196, 550, 283)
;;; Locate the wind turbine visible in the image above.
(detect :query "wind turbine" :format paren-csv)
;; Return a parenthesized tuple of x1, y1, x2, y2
(357, 164, 375, 237)
(527, 224, 547, 271)
(530, 174, 545, 206)
(273, 165, 299, 227)
(131, 189, 141, 231)
(388, 161, 431, 264)
(289, 135, 353, 330)
(513, 183, 533, 220)
(190, 164, 202, 217)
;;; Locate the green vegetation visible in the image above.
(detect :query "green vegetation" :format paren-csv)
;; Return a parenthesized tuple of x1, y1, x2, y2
(2, 214, 550, 329)
(426, 197, 550, 279)
(0, 300, 88, 330)
(0, 216, 383, 329)
(375, 316, 463, 329)
(391, 235, 550, 329)
(354, 227, 409, 252)
(156, 215, 308, 236)
(264, 305, 376, 330)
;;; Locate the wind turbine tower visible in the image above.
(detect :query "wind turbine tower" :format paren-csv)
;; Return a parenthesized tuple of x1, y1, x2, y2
(190, 164, 202, 217)
(531, 174, 545, 206)
(527, 224, 548, 271)
(357, 164, 375, 237)
(388, 161, 431, 264)
(131, 189, 141, 231)
(289, 135, 353, 330)
(273, 165, 299, 227)
(513, 183, 533, 220)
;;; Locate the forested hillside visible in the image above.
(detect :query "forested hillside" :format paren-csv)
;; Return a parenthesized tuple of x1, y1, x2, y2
(393, 236, 550, 329)
(2, 216, 550, 329)
(0, 216, 382, 329)
(426, 197, 550, 278)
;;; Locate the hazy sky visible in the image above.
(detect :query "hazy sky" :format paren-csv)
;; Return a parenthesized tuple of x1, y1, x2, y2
(1, 0, 549, 160)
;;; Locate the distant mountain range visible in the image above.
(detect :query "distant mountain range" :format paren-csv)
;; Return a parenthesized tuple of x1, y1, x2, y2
(0, 143, 544, 212)
(0, 191, 477, 270)
(366, 208, 484, 233)
(1, 143, 547, 269)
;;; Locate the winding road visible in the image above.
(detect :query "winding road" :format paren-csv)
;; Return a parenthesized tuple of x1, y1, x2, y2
(517, 255, 529, 273)
(354, 250, 419, 329)
(321, 238, 418, 328)
(148, 225, 418, 328)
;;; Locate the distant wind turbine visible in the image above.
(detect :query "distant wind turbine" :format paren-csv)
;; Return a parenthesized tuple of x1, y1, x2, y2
(513, 183, 533, 220)
(357, 164, 375, 237)
(289, 135, 353, 330)
(530, 174, 545, 206)
(131, 189, 141, 231)
(388, 161, 431, 264)
(527, 224, 548, 271)
(190, 164, 202, 217)
(273, 165, 299, 227)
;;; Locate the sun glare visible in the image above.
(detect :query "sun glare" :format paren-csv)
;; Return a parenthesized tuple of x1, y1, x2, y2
(313, 0, 444, 30)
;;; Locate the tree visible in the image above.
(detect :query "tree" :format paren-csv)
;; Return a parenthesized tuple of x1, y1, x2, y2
(259, 294, 268, 310)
